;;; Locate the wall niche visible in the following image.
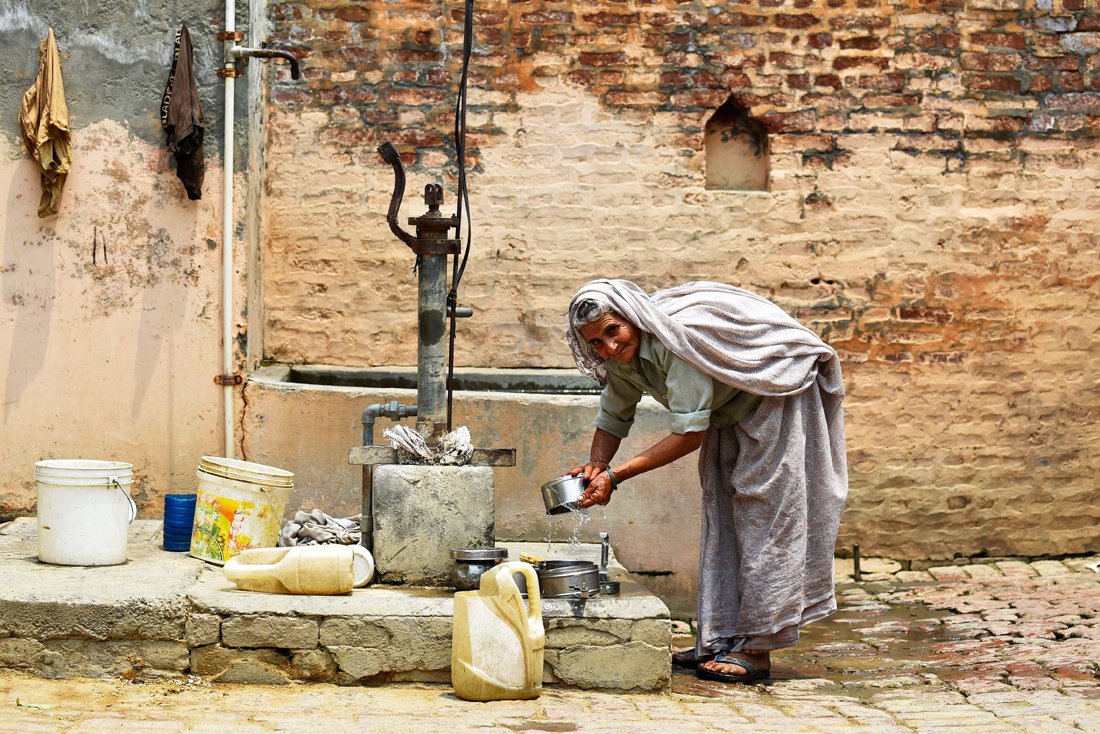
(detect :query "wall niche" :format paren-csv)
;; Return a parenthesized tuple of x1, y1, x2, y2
(705, 98, 770, 191)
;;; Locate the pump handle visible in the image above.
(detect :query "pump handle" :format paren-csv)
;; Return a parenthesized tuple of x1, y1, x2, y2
(377, 141, 418, 250)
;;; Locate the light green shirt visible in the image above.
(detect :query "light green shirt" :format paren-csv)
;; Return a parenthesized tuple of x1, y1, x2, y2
(594, 332, 763, 438)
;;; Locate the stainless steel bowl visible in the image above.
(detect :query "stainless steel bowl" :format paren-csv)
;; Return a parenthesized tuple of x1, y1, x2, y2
(451, 547, 508, 590)
(540, 474, 587, 515)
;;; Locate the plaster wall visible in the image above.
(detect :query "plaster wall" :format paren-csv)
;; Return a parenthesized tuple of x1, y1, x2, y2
(0, 1, 257, 516)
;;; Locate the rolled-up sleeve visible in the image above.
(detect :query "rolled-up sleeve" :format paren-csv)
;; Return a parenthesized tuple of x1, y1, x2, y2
(663, 352, 715, 435)
(593, 370, 643, 439)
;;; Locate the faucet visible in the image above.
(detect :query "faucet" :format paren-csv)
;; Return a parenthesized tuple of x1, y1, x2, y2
(228, 44, 301, 79)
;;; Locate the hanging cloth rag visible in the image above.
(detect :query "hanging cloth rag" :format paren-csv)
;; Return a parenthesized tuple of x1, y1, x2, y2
(19, 28, 72, 218)
(160, 24, 205, 200)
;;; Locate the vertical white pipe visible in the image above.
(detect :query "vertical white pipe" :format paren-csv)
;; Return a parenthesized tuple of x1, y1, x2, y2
(222, 1, 236, 459)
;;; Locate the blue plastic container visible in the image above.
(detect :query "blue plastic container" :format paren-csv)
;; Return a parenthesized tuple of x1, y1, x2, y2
(163, 493, 197, 551)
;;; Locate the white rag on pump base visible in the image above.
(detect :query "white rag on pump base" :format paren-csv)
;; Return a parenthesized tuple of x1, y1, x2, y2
(567, 279, 848, 653)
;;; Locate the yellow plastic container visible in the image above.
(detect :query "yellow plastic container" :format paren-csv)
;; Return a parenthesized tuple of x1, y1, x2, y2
(223, 546, 356, 595)
(189, 456, 293, 565)
(451, 561, 544, 701)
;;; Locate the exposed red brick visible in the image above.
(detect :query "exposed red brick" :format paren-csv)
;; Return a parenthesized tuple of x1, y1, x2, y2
(942, 32, 961, 49)
(386, 87, 449, 105)
(478, 28, 502, 45)
(857, 72, 905, 91)
(776, 13, 819, 29)
(578, 51, 627, 67)
(334, 6, 371, 23)
(814, 73, 843, 89)
(1028, 74, 1052, 93)
(1079, 16, 1100, 31)
(841, 36, 881, 51)
(834, 55, 890, 71)
(763, 109, 818, 132)
(829, 15, 890, 31)
(395, 48, 444, 63)
(788, 72, 811, 89)
(1059, 72, 1086, 91)
(715, 12, 768, 27)
(720, 70, 753, 88)
(519, 10, 574, 24)
(567, 70, 595, 87)
(667, 31, 692, 48)
(272, 3, 304, 21)
(770, 51, 804, 68)
(693, 70, 720, 88)
(473, 9, 507, 25)
(661, 70, 691, 87)
(582, 12, 641, 26)
(913, 31, 938, 49)
(808, 32, 834, 49)
(970, 32, 1027, 50)
(967, 74, 1022, 93)
(961, 52, 1020, 73)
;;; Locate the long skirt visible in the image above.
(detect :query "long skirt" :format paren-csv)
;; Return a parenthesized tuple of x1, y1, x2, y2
(694, 383, 848, 654)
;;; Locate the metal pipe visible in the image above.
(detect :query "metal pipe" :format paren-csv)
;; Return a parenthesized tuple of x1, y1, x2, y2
(231, 46, 300, 79)
(361, 401, 416, 554)
(221, 2, 236, 459)
(417, 254, 447, 435)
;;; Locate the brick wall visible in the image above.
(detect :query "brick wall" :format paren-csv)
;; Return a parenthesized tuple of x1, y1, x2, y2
(260, 0, 1100, 558)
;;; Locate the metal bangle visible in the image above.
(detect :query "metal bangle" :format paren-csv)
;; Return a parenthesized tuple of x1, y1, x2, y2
(603, 466, 619, 492)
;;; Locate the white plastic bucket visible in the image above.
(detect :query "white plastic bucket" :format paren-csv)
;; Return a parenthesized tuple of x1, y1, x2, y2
(35, 459, 137, 566)
(189, 456, 293, 565)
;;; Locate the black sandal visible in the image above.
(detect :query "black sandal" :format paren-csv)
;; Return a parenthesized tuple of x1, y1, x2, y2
(695, 652, 770, 684)
(671, 648, 715, 669)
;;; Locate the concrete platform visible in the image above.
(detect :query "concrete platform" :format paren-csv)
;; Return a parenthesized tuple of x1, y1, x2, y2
(0, 519, 671, 691)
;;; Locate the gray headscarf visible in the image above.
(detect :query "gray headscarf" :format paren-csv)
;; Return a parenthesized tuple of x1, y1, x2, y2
(566, 279, 843, 398)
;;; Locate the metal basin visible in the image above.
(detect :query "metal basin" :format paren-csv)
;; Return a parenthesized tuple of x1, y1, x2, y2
(540, 474, 587, 515)
(537, 562, 600, 599)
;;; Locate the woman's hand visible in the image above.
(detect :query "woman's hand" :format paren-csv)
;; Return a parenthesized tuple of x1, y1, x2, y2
(576, 467, 615, 508)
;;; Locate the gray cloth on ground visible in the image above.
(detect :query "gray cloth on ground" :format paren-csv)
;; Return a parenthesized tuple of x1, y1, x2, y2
(279, 509, 362, 547)
(567, 279, 848, 654)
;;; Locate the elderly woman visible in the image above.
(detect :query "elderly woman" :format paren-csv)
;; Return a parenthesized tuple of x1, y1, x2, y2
(566, 279, 848, 684)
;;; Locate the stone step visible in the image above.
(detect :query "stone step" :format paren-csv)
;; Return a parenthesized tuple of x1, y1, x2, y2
(0, 519, 671, 691)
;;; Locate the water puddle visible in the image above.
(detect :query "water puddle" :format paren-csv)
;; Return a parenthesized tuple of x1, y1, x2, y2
(672, 583, 964, 699)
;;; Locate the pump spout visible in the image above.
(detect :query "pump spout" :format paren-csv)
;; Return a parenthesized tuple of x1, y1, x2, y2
(232, 46, 301, 79)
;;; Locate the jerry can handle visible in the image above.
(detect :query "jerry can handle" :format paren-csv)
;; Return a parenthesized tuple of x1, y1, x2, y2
(512, 562, 541, 624)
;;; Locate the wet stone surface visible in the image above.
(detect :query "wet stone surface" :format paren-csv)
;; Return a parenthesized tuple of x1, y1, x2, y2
(2, 556, 1098, 732)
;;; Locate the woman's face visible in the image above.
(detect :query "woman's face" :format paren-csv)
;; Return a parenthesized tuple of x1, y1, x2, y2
(580, 312, 639, 363)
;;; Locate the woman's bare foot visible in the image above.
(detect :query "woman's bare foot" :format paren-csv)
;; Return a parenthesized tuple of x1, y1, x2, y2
(698, 648, 770, 679)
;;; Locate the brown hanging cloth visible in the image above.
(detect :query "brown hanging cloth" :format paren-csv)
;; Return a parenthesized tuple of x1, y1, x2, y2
(161, 24, 205, 200)
(19, 28, 72, 218)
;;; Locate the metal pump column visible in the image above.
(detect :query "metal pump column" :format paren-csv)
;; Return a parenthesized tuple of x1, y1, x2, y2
(377, 143, 459, 439)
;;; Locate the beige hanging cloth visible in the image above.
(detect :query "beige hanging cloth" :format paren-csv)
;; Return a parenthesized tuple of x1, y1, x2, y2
(20, 28, 72, 218)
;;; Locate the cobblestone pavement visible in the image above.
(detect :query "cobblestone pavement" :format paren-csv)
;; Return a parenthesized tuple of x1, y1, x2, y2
(3, 556, 1098, 733)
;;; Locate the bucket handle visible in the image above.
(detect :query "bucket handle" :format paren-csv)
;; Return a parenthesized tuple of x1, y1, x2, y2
(195, 525, 225, 556)
(111, 477, 137, 524)
(258, 487, 280, 517)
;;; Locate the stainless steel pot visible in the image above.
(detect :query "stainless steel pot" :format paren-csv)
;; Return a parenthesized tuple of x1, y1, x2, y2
(540, 474, 587, 515)
(537, 562, 600, 599)
(451, 547, 508, 590)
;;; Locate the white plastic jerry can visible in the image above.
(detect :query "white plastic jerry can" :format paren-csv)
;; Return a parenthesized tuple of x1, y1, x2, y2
(451, 561, 544, 701)
(223, 545, 371, 595)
